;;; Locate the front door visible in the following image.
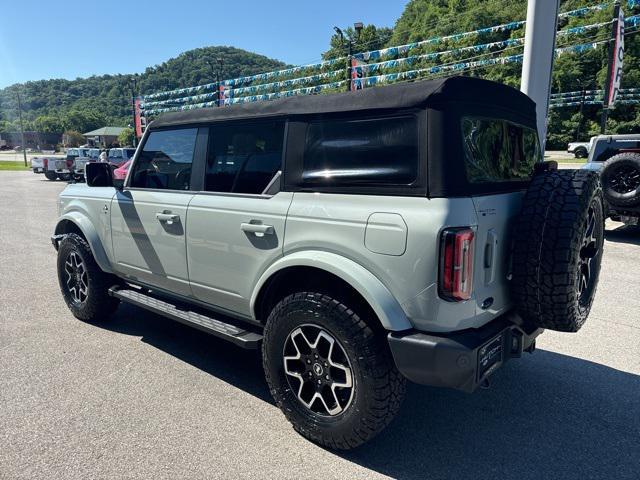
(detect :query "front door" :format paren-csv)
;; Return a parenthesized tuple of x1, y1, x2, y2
(186, 120, 290, 317)
(110, 127, 201, 297)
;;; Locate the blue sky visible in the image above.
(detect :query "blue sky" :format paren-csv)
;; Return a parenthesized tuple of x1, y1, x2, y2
(0, 0, 408, 89)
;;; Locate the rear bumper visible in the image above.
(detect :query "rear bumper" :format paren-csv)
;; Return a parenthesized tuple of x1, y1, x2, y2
(388, 311, 542, 393)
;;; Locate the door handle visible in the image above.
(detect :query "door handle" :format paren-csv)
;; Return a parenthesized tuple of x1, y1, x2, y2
(156, 212, 180, 224)
(241, 222, 274, 235)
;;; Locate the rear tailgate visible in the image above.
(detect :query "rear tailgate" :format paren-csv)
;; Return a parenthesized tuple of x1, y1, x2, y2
(471, 192, 523, 323)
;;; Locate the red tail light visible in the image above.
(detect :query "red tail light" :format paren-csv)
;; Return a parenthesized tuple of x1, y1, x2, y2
(43, 158, 48, 169)
(439, 228, 475, 301)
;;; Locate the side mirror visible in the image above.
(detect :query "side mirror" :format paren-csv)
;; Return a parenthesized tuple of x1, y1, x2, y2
(86, 162, 121, 189)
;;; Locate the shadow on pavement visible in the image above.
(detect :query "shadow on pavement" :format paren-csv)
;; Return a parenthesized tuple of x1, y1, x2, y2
(105, 303, 272, 403)
(605, 224, 640, 246)
(103, 304, 640, 479)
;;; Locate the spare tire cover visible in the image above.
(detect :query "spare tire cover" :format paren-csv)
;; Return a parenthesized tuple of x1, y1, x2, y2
(600, 152, 640, 208)
(511, 170, 604, 332)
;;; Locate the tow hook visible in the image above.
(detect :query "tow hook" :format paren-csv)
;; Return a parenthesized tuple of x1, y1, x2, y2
(524, 340, 536, 354)
(51, 234, 66, 251)
(480, 378, 490, 390)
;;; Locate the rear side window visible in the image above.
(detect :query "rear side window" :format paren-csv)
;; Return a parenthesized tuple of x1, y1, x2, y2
(130, 128, 197, 190)
(462, 117, 540, 184)
(205, 121, 284, 194)
(302, 115, 418, 186)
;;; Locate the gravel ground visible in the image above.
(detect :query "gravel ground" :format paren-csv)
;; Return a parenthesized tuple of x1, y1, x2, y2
(1, 171, 639, 479)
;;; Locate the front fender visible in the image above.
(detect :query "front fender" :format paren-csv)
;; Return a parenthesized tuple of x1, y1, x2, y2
(250, 251, 412, 331)
(54, 212, 113, 274)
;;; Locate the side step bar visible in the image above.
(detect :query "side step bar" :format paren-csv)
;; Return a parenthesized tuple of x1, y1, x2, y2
(109, 286, 262, 349)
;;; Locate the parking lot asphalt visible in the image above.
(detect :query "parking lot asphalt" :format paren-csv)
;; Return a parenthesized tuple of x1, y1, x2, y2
(1, 171, 639, 479)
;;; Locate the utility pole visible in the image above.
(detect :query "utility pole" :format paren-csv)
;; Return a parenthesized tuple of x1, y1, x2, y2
(216, 57, 224, 107)
(16, 90, 28, 167)
(130, 76, 137, 147)
(334, 22, 363, 93)
(520, 0, 560, 152)
(601, 1, 622, 134)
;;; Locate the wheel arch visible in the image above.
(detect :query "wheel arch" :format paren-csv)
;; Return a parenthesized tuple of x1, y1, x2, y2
(54, 213, 113, 274)
(251, 251, 412, 332)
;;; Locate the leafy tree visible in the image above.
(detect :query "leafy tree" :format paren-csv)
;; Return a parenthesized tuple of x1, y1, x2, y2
(34, 115, 64, 134)
(323, 25, 393, 60)
(118, 128, 135, 147)
(64, 130, 85, 147)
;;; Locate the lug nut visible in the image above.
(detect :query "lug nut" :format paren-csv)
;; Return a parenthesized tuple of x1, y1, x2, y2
(317, 379, 321, 385)
(306, 359, 311, 364)
(314, 354, 318, 359)
(325, 375, 329, 380)
(323, 362, 328, 367)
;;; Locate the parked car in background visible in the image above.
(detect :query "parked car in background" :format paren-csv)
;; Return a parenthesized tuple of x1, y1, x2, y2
(30, 157, 46, 174)
(107, 147, 136, 166)
(112, 159, 131, 180)
(43, 148, 84, 181)
(582, 133, 640, 226)
(567, 139, 593, 158)
(73, 148, 101, 181)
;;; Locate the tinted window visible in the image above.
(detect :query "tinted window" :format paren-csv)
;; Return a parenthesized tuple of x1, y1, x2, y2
(462, 117, 540, 184)
(131, 128, 197, 190)
(205, 122, 284, 194)
(302, 115, 418, 186)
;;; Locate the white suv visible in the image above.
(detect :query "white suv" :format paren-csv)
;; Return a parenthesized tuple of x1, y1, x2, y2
(52, 77, 605, 449)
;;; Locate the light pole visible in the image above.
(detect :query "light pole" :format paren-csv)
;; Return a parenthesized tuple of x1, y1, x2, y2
(216, 57, 224, 106)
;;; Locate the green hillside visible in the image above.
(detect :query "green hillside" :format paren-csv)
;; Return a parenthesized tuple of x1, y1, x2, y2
(0, 46, 286, 134)
(1, 0, 639, 148)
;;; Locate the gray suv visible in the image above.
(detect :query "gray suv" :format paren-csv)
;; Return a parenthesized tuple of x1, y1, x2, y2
(52, 77, 604, 449)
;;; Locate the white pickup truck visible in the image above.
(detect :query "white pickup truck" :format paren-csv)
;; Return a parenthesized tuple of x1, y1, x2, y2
(31, 157, 46, 174)
(72, 148, 101, 180)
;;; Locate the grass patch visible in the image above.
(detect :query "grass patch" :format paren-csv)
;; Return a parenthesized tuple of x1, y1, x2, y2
(0, 161, 30, 171)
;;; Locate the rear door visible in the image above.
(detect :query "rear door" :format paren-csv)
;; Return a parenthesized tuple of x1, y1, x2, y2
(110, 127, 204, 296)
(186, 120, 290, 317)
(460, 116, 541, 322)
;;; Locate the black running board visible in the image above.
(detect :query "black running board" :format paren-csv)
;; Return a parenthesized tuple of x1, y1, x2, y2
(109, 286, 262, 349)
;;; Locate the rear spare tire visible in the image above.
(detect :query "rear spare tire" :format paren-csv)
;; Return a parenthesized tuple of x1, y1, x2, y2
(600, 152, 640, 207)
(512, 170, 604, 332)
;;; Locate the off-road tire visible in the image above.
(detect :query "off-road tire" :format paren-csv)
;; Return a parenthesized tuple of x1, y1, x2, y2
(600, 153, 640, 207)
(262, 292, 406, 450)
(57, 233, 119, 322)
(44, 171, 57, 181)
(512, 170, 604, 332)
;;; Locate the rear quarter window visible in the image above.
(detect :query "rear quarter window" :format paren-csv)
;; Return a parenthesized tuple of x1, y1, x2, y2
(462, 117, 540, 184)
(302, 115, 419, 186)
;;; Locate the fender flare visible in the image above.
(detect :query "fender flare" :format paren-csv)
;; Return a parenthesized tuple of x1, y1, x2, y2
(54, 212, 113, 274)
(250, 250, 412, 331)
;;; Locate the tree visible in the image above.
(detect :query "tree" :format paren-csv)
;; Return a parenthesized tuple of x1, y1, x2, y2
(64, 130, 85, 147)
(323, 25, 393, 60)
(34, 115, 64, 134)
(118, 128, 135, 147)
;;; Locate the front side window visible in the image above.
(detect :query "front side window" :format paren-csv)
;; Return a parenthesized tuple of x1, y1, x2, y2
(205, 121, 284, 194)
(462, 117, 540, 184)
(130, 128, 197, 190)
(302, 115, 418, 186)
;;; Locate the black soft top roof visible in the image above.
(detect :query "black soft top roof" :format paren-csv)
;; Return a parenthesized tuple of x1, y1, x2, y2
(150, 76, 536, 128)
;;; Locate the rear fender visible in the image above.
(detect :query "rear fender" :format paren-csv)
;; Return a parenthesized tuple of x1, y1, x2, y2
(250, 250, 412, 331)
